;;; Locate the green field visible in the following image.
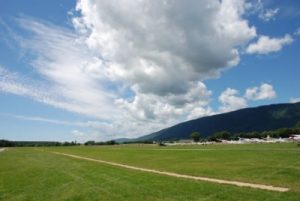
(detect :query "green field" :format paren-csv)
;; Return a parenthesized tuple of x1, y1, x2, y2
(0, 143, 300, 201)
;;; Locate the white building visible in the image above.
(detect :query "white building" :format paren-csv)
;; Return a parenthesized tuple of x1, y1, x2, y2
(290, 135, 300, 141)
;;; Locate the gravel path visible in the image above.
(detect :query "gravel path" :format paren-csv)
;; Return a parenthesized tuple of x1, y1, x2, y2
(50, 151, 289, 192)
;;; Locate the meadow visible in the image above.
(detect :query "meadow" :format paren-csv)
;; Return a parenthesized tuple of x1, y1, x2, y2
(0, 143, 299, 201)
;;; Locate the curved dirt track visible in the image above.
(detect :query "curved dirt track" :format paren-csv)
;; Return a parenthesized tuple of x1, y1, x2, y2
(50, 151, 289, 192)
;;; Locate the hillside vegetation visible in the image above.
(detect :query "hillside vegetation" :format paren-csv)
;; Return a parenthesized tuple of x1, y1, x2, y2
(137, 102, 300, 141)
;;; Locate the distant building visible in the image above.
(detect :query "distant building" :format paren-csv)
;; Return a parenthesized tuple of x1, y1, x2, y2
(177, 139, 193, 144)
(290, 135, 300, 141)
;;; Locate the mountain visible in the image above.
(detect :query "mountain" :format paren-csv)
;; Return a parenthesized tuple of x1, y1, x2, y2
(114, 138, 132, 143)
(136, 102, 300, 141)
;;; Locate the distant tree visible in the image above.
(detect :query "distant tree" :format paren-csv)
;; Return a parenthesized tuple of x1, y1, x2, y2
(249, 131, 261, 138)
(270, 131, 279, 138)
(106, 140, 117, 145)
(55, 142, 61, 146)
(158, 141, 166, 146)
(261, 131, 270, 138)
(191, 132, 201, 142)
(295, 121, 300, 130)
(0, 140, 14, 147)
(207, 135, 220, 142)
(213, 131, 231, 140)
(63, 142, 71, 146)
(84, 141, 96, 146)
(276, 128, 294, 138)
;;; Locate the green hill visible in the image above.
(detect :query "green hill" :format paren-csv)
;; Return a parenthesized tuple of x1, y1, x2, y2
(136, 102, 300, 141)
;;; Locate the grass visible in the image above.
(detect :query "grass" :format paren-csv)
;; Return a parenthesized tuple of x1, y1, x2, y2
(0, 143, 299, 200)
(46, 143, 300, 190)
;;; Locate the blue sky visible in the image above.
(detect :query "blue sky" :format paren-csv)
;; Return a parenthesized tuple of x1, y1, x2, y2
(0, 0, 299, 142)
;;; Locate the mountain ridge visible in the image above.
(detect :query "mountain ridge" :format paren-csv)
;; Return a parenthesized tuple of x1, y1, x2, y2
(129, 102, 300, 141)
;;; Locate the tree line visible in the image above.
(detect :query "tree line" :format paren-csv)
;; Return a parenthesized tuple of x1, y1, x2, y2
(191, 122, 300, 142)
(84, 140, 118, 146)
(0, 140, 79, 147)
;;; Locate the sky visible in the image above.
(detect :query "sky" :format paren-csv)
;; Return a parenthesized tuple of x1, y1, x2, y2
(0, 0, 299, 142)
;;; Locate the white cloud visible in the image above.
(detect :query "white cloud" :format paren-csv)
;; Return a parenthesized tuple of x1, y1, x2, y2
(0, 67, 66, 110)
(72, 0, 258, 135)
(7, 114, 81, 126)
(74, 0, 256, 96)
(245, 83, 276, 100)
(0, 65, 116, 121)
(218, 88, 248, 113)
(71, 130, 99, 143)
(289, 97, 300, 103)
(116, 82, 212, 122)
(294, 28, 300, 36)
(0, 113, 114, 130)
(246, 34, 293, 54)
(187, 107, 214, 120)
(2, 1, 287, 140)
(259, 8, 279, 21)
(71, 130, 85, 137)
(1, 18, 121, 121)
(218, 83, 277, 113)
(247, 1, 279, 22)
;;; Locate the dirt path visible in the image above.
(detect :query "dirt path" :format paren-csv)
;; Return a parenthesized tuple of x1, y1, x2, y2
(0, 148, 5, 152)
(50, 151, 289, 192)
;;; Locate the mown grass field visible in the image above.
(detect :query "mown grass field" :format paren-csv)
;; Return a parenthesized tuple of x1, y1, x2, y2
(0, 143, 299, 201)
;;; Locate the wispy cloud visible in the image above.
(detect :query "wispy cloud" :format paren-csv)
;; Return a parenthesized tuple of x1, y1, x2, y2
(2, 113, 82, 126)
(0, 65, 114, 121)
(294, 28, 300, 36)
(259, 8, 280, 21)
(1, 17, 120, 121)
(246, 34, 293, 55)
(247, 1, 279, 22)
(289, 97, 300, 103)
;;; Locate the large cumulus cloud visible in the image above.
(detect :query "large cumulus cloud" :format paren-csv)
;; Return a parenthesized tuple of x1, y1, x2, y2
(68, 0, 259, 136)
(74, 0, 256, 96)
